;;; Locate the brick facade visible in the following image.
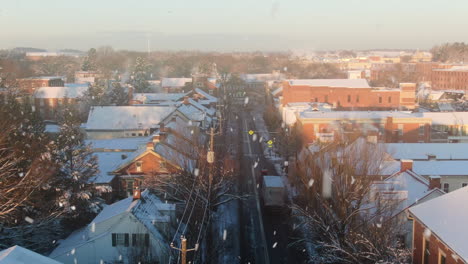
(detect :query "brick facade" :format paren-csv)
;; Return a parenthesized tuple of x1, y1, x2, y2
(412, 219, 465, 264)
(17, 77, 64, 94)
(282, 81, 415, 110)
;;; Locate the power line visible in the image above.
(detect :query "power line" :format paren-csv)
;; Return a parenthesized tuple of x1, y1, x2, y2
(171, 177, 197, 244)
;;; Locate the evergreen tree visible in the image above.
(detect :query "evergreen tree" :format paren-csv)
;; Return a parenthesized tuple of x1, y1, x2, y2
(51, 106, 101, 226)
(81, 48, 98, 71)
(108, 82, 128, 106)
(131, 57, 150, 93)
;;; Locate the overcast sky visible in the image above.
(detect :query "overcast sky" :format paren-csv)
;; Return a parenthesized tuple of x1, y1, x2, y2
(2, 0, 468, 52)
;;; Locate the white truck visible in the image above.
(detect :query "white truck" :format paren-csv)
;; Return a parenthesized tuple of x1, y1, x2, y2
(261, 176, 286, 212)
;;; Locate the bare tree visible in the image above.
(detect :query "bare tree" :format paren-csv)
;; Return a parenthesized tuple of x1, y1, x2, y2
(292, 138, 410, 264)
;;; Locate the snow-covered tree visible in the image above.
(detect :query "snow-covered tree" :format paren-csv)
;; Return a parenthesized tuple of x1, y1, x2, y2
(130, 57, 151, 93)
(51, 106, 101, 225)
(81, 48, 98, 71)
(107, 82, 128, 106)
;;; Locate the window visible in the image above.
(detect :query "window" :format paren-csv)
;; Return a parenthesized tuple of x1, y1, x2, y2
(388, 96, 392, 103)
(347, 95, 351, 102)
(423, 239, 430, 264)
(315, 97, 318, 102)
(132, 233, 150, 247)
(126, 180, 134, 196)
(131, 133, 136, 137)
(419, 124, 425, 136)
(138, 133, 143, 136)
(324, 95, 328, 102)
(112, 233, 129, 247)
(379, 96, 382, 103)
(48, 99, 54, 107)
(443, 183, 449, 193)
(462, 183, 468, 187)
(160, 160, 167, 169)
(439, 251, 446, 264)
(356, 95, 360, 103)
(136, 161, 143, 172)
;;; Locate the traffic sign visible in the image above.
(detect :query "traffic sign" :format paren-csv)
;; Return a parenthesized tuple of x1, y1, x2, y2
(248, 130, 254, 135)
(267, 140, 273, 145)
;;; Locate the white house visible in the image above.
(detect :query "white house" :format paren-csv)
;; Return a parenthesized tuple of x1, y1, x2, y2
(50, 190, 176, 264)
(84, 105, 175, 139)
(0, 245, 62, 264)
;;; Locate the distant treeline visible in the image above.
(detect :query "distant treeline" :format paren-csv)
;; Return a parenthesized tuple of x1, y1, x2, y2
(431, 42, 468, 63)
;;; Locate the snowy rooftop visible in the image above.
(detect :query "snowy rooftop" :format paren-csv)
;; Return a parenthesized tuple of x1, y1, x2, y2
(241, 73, 285, 82)
(20, 76, 64, 80)
(383, 143, 468, 160)
(194, 88, 218, 103)
(263, 176, 285, 188)
(50, 190, 175, 259)
(90, 151, 135, 184)
(0, 245, 61, 264)
(132, 93, 187, 103)
(421, 112, 468, 126)
(161, 78, 192, 87)
(409, 186, 468, 262)
(34, 86, 88, 99)
(299, 111, 416, 120)
(85, 106, 175, 130)
(271, 87, 283, 96)
(86, 137, 150, 151)
(64, 83, 89, 88)
(380, 160, 468, 176)
(288, 79, 370, 88)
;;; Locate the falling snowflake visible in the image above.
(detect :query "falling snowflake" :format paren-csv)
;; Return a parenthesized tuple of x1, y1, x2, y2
(71, 248, 76, 255)
(24, 216, 34, 224)
(257, 184, 259, 189)
(71, 205, 76, 211)
(308, 179, 314, 188)
(259, 136, 264, 143)
(254, 161, 258, 168)
(423, 228, 432, 239)
(244, 97, 249, 105)
(91, 222, 96, 232)
(252, 134, 257, 142)
(272, 242, 278, 248)
(351, 176, 355, 185)
(223, 229, 227, 241)
(191, 130, 194, 135)
(19, 172, 24, 177)
(273, 230, 277, 236)
(193, 168, 200, 177)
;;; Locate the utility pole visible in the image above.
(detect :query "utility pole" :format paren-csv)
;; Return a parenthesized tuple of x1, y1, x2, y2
(171, 236, 196, 264)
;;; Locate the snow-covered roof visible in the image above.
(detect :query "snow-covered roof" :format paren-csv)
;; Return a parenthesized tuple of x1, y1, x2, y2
(34, 86, 88, 99)
(177, 104, 208, 122)
(20, 76, 63, 80)
(421, 112, 468, 126)
(161, 78, 192, 87)
(133, 93, 187, 103)
(271, 87, 283, 96)
(241, 73, 285, 82)
(85, 106, 175, 131)
(383, 143, 468, 160)
(64, 83, 89, 89)
(379, 160, 468, 176)
(90, 151, 135, 184)
(187, 98, 215, 116)
(299, 111, 417, 120)
(409, 187, 468, 262)
(0, 245, 61, 264)
(50, 190, 175, 259)
(194, 88, 218, 103)
(288, 79, 370, 88)
(263, 176, 285, 188)
(86, 137, 150, 151)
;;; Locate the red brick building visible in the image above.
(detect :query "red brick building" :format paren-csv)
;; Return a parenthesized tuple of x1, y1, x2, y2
(282, 79, 416, 110)
(17, 76, 64, 94)
(33, 85, 88, 120)
(432, 66, 468, 90)
(409, 187, 468, 264)
(296, 111, 431, 143)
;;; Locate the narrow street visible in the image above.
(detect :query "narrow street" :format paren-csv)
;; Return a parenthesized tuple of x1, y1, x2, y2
(228, 95, 307, 264)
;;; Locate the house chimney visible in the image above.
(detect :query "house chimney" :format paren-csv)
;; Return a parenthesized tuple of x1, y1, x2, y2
(427, 154, 437, 161)
(146, 142, 154, 151)
(183, 96, 189, 105)
(400, 159, 413, 172)
(133, 186, 141, 200)
(152, 135, 160, 143)
(429, 175, 441, 190)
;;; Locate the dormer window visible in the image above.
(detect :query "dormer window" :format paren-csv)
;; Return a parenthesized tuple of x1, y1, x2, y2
(136, 161, 143, 172)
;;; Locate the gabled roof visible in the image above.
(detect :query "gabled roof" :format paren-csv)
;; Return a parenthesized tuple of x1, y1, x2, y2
(132, 93, 187, 103)
(383, 143, 468, 160)
(34, 86, 88, 99)
(194, 88, 218, 103)
(50, 190, 175, 259)
(0, 245, 61, 264)
(86, 106, 175, 130)
(409, 187, 468, 262)
(288, 79, 370, 88)
(271, 87, 283, 97)
(90, 151, 135, 184)
(86, 137, 150, 152)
